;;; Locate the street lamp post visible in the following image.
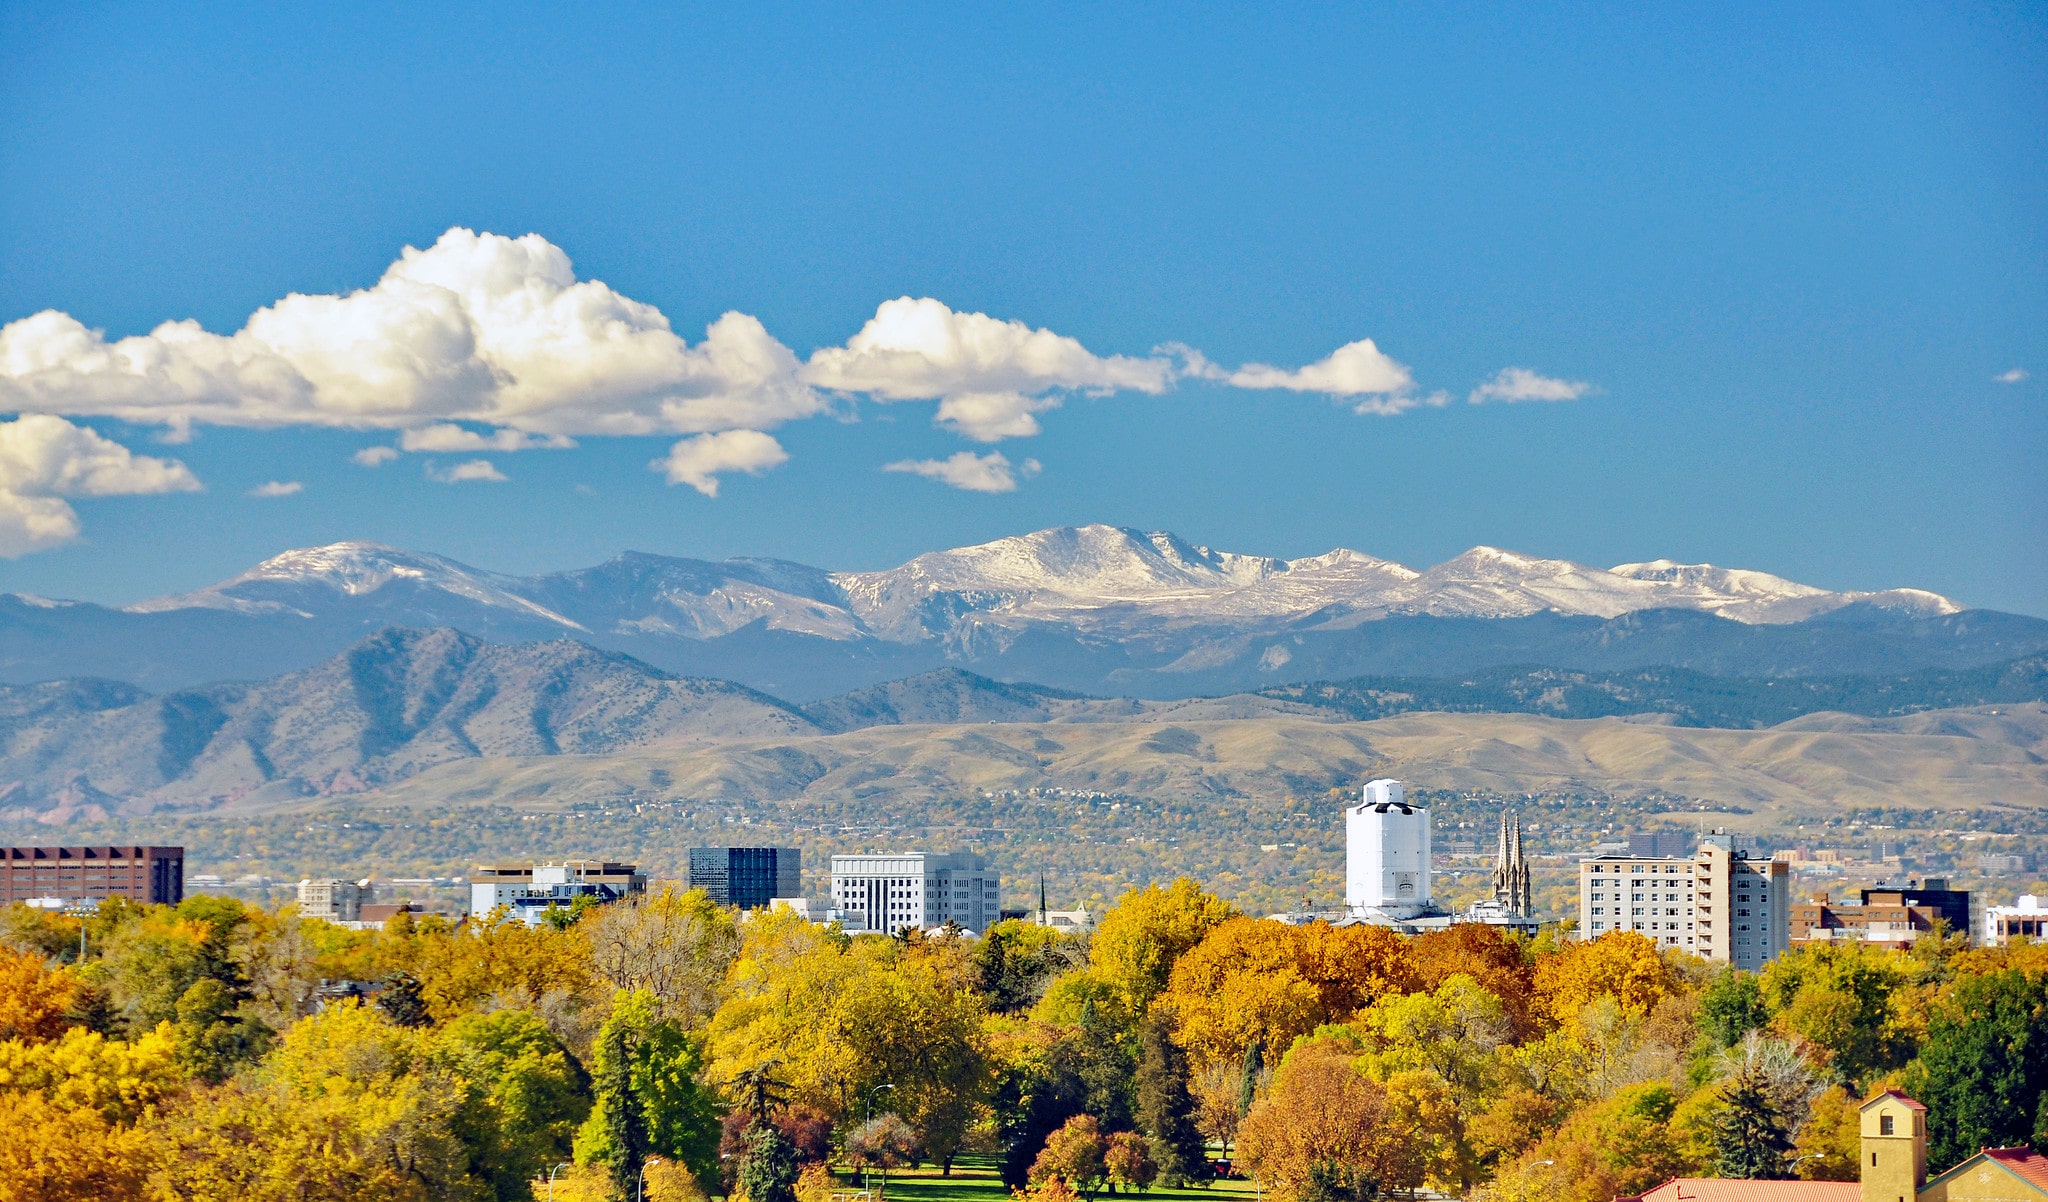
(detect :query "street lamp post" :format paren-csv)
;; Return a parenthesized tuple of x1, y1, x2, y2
(545, 1163, 571, 1201)
(862, 1084, 895, 1198)
(637, 1156, 665, 1202)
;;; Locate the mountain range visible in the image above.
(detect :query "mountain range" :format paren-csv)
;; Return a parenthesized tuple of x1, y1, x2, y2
(4, 621, 2045, 820)
(7, 526, 2045, 700)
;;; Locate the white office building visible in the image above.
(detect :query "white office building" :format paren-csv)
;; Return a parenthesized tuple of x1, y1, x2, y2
(830, 851, 1001, 935)
(1578, 832, 1789, 967)
(1984, 894, 2047, 945)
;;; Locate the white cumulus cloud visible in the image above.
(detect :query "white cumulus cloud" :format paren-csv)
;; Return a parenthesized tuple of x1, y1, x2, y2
(1223, 338, 1416, 397)
(0, 227, 823, 439)
(398, 424, 576, 453)
(1468, 367, 1592, 404)
(883, 450, 1040, 493)
(0, 414, 200, 555)
(654, 430, 788, 497)
(1997, 368, 2029, 384)
(352, 445, 401, 467)
(248, 480, 302, 497)
(804, 297, 1173, 441)
(426, 459, 508, 484)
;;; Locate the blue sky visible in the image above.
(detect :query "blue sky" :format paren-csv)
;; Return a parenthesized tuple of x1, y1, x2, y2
(1, 3, 2042, 613)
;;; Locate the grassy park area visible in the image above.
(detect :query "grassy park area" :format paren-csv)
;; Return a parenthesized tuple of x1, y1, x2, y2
(833, 1156, 1261, 1202)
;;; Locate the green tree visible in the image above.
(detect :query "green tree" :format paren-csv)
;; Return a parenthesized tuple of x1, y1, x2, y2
(734, 1119, 800, 1202)
(577, 990, 724, 1194)
(437, 1008, 592, 1202)
(378, 972, 431, 1028)
(172, 976, 271, 1083)
(1698, 969, 1767, 1050)
(1134, 1016, 1208, 1186)
(1907, 968, 2048, 1173)
(1238, 1041, 1263, 1117)
(1711, 1065, 1791, 1179)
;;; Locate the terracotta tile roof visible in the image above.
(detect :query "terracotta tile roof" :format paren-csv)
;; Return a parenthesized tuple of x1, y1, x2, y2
(1625, 1180, 1861, 1202)
(1983, 1147, 2048, 1192)
(1859, 1088, 1927, 1111)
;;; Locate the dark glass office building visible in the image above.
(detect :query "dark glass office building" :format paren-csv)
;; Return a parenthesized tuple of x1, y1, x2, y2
(687, 847, 800, 909)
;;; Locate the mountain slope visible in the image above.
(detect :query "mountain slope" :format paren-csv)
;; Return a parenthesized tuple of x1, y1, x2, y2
(0, 628, 815, 816)
(1258, 652, 2048, 728)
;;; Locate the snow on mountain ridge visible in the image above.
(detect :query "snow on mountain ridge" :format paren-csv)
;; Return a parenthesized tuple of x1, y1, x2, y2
(111, 527, 1964, 640)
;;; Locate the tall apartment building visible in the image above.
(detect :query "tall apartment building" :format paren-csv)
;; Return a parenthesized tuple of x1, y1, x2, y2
(1578, 833, 1789, 967)
(2, 846, 184, 906)
(686, 847, 800, 910)
(297, 878, 365, 923)
(830, 851, 1000, 935)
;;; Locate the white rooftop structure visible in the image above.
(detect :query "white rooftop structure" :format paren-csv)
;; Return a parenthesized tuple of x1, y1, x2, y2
(1985, 894, 2047, 945)
(1345, 779, 1441, 923)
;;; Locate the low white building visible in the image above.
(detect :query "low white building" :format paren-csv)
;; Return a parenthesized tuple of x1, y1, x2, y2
(469, 859, 645, 925)
(830, 851, 1000, 935)
(1985, 894, 2047, 945)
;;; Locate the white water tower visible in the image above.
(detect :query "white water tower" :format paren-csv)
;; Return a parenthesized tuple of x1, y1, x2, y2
(1346, 779, 1432, 918)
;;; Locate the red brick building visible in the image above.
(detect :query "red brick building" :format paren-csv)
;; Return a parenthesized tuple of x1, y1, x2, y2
(0, 846, 184, 906)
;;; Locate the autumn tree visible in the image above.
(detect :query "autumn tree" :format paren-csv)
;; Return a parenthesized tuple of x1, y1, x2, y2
(1085, 880, 1235, 1019)
(1105, 1130, 1158, 1194)
(1531, 932, 1673, 1030)
(1236, 1037, 1422, 1202)
(585, 886, 740, 1026)
(1032, 1114, 1110, 1199)
(1758, 943, 1912, 1087)
(824, 956, 989, 1171)
(844, 1113, 917, 1198)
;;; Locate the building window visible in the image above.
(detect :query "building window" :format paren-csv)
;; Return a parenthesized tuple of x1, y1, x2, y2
(1880, 1114, 1894, 1135)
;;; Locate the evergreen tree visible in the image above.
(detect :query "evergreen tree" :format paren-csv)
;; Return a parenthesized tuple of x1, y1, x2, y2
(1134, 1016, 1209, 1186)
(1711, 1065, 1791, 1179)
(377, 971, 431, 1028)
(591, 1005, 651, 1196)
(735, 1119, 800, 1202)
(1238, 1042, 1263, 1117)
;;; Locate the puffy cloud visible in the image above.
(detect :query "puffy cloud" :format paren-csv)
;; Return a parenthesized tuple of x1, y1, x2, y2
(1223, 338, 1415, 397)
(352, 445, 401, 467)
(0, 228, 823, 438)
(0, 414, 200, 556)
(805, 297, 1173, 441)
(426, 459, 508, 484)
(1997, 368, 2029, 384)
(654, 430, 788, 497)
(1468, 367, 1592, 404)
(398, 424, 575, 452)
(934, 392, 1062, 442)
(883, 450, 1040, 493)
(248, 480, 303, 497)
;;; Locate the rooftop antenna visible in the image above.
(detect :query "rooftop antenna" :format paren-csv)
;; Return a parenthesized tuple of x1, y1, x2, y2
(1038, 874, 1048, 925)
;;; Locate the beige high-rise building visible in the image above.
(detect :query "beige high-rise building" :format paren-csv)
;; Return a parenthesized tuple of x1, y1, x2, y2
(1578, 832, 1789, 967)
